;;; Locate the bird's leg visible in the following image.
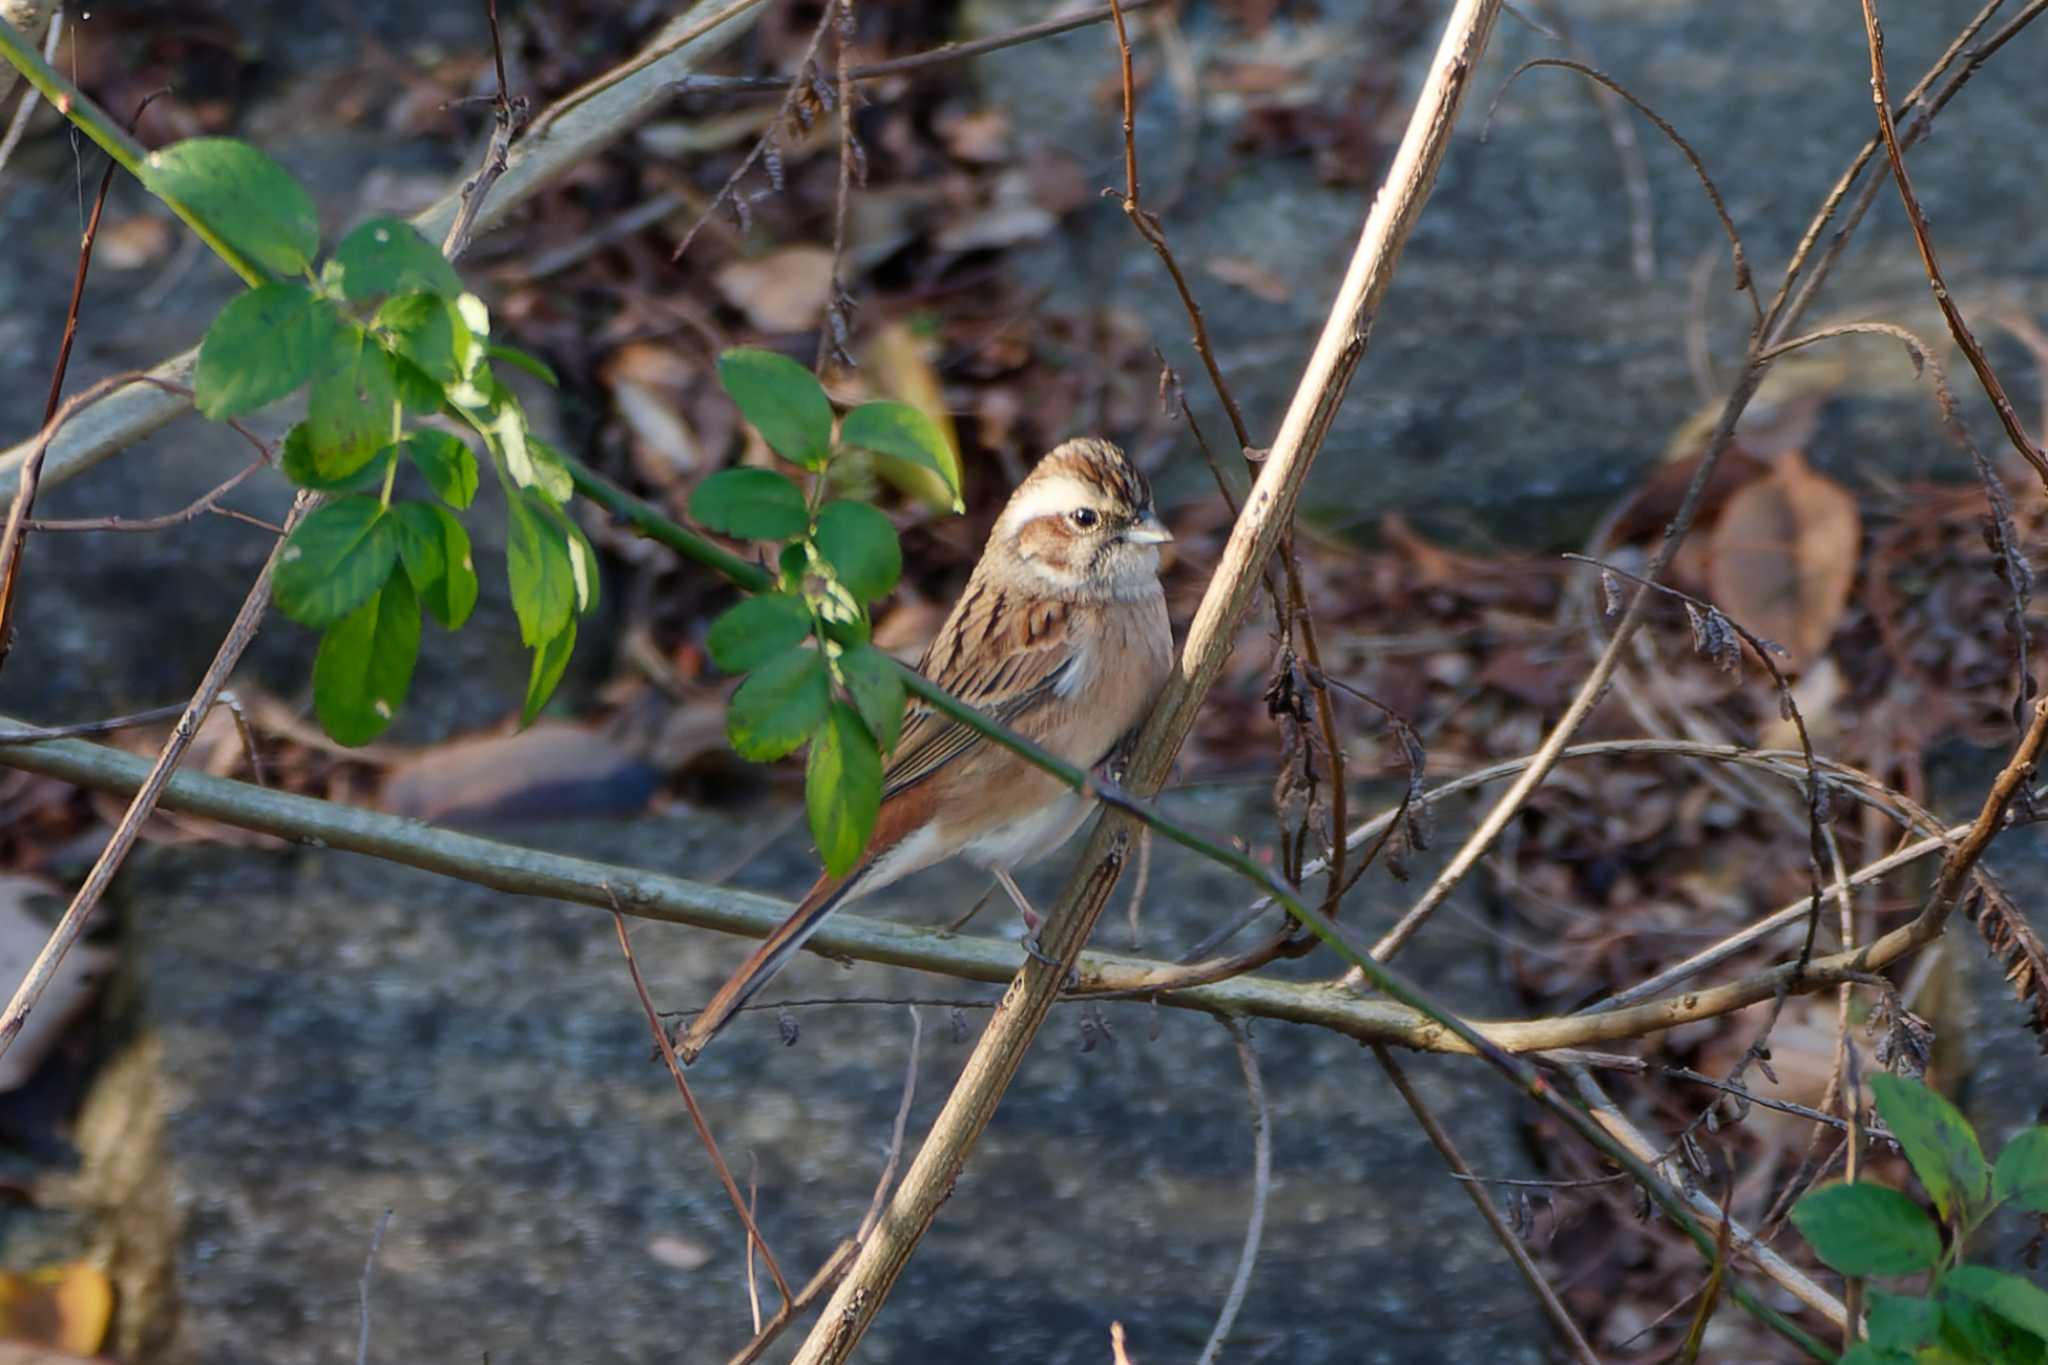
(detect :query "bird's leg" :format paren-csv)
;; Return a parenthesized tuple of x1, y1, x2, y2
(942, 884, 998, 935)
(993, 868, 1075, 982)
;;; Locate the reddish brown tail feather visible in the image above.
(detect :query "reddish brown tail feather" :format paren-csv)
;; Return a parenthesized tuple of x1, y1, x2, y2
(675, 872, 851, 1063)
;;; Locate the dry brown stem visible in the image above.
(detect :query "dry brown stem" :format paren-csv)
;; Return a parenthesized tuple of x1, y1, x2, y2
(788, 8, 1506, 1354)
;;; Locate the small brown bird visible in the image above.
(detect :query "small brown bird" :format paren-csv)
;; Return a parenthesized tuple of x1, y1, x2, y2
(678, 438, 1175, 1062)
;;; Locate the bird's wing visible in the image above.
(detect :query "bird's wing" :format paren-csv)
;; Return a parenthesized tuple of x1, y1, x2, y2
(881, 592, 1078, 801)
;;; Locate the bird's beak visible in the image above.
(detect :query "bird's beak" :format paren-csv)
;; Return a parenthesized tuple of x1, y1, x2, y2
(1123, 511, 1173, 545)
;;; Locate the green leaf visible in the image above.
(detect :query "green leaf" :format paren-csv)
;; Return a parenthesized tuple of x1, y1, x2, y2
(523, 620, 577, 725)
(332, 217, 462, 301)
(313, 570, 420, 746)
(813, 500, 901, 602)
(1835, 1347, 1912, 1365)
(272, 496, 396, 628)
(1873, 1072, 1992, 1222)
(1994, 1127, 2048, 1213)
(527, 438, 577, 506)
(688, 467, 810, 541)
(807, 702, 881, 876)
(139, 138, 320, 277)
(1865, 1291, 1943, 1353)
(505, 491, 576, 647)
(487, 342, 557, 386)
(1790, 1182, 1942, 1277)
(727, 646, 830, 762)
(707, 594, 814, 672)
(837, 644, 905, 754)
(717, 348, 834, 469)
(391, 500, 477, 630)
(1947, 1266, 2048, 1342)
(193, 283, 339, 417)
(280, 425, 390, 493)
(390, 355, 445, 414)
(454, 376, 540, 490)
(376, 292, 471, 386)
(306, 327, 400, 480)
(839, 399, 963, 510)
(404, 429, 480, 509)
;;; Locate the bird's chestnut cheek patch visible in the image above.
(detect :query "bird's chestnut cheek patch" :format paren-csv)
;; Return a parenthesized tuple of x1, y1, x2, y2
(1016, 515, 1082, 570)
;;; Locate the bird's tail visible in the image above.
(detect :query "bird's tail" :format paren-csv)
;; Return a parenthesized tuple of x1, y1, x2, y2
(675, 874, 856, 1064)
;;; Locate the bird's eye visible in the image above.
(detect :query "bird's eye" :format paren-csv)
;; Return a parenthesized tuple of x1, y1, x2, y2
(1070, 508, 1100, 529)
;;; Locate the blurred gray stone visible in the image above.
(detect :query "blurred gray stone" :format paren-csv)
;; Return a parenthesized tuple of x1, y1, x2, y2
(969, 0, 2048, 542)
(63, 787, 1546, 1364)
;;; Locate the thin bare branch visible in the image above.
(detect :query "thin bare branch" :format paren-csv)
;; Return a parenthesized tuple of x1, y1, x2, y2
(1196, 1022, 1271, 1365)
(1373, 1044, 1599, 1365)
(0, 491, 311, 1060)
(607, 905, 794, 1306)
(1487, 57, 1758, 326)
(1857, 0, 2048, 489)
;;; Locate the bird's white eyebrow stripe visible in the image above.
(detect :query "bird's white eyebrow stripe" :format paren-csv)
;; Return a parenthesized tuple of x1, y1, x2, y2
(998, 473, 1095, 529)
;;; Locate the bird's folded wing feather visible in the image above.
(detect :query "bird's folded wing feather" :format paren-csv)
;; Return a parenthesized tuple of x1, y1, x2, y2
(882, 596, 1077, 801)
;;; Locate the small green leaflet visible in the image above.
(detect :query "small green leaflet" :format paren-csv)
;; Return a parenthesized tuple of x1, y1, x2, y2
(140, 138, 320, 277)
(487, 342, 558, 386)
(505, 491, 576, 648)
(332, 217, 463, 301)
(306, 327, 400, 480)
(273, 496, 397, 628)
(193, 283, 339, 418)
(403, 429, 480, 509)
(1872, 1072, 1991, 1222)
(1944, 1267, 2048, 1353)
(689, 468, 810, 542)
(727, 647, 830, 761)
(717, 348, 834, 469)
(1994, 1127, 2048, 1212)
(807, 702, 882, 875)
(391, 500, 478, 630)
(707, 593, 813, 672)
(280, 426, 390, 493)
(1861, 1291, 1941, 1355)
(376, 292, 471, 386)
(813, 500, 901, 602)
(313, 570, 420, 746)
(837, 644, 905, 754)
(839, 399, 963, 510)
(524, 620, 577, 725)
(1789, 1182, 1942, 1277)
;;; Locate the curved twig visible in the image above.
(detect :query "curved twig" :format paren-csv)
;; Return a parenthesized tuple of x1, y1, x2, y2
(1195, 1021, 1270, 1365)
(1486, 57, 1759, 326)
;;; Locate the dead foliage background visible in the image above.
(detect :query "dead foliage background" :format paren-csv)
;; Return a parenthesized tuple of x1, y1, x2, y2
(1, 0, 2046, 1361)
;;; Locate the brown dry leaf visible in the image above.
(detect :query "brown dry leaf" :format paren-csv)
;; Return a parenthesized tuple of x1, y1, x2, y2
(1204, 256, 1291, 304)
(93, 215, 174, 271)
(380, 723, 657, 825)
(0, 1262, 113, 1355)
(713, 246, 835, 333)
(0, 879, 111, 1094)
(603, 343, 702, 484)
(1705, 451, 1860, 667)
(936, 108, 1012, 163)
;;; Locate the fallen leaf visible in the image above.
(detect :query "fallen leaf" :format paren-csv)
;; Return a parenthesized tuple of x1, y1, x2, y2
(0, 1262, 112, 1354)
(1705, 451, 1860, 667)
(936, 108, 1012, 163)
(714, 245, 836, 333)
(380, 724, 658, 824)
(0, 880, 112, 1095)
(933, 171, 1056, 253)
(94, 215, 174, 271)
(645, 1235, 712, 1271)
(1204, 256, 1291, 304)
(603, 343, 702, 483)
